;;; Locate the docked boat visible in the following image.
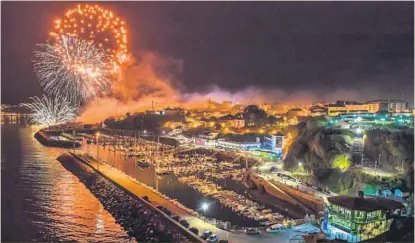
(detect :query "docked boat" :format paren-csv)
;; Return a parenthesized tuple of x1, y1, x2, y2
(137, 160, 150, 167)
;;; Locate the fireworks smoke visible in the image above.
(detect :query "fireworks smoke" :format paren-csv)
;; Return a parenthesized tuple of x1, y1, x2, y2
(34, 35, 111, 104)
(20, 95, 77, 126)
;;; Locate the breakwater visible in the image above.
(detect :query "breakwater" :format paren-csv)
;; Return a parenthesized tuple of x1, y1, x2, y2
(57, 153, 200, 243)
(34, 131, 81, 148)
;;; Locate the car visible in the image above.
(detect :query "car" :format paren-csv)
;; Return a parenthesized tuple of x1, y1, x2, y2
(179, 219, 190, 228)
(141, 196, 150, 202)
(171, 215, 180, 221)
(266, 224, 284, 233)
(189, 227, 199, 235)
(206, 234, 219, 243)
(244, 228, 261, 235)
(200, 231, 213, 240)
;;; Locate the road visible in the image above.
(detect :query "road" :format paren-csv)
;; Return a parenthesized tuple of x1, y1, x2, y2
(255, 162, 334, 202)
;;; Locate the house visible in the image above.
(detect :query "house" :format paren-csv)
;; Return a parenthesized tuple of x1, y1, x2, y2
(324, 192, 405, 242)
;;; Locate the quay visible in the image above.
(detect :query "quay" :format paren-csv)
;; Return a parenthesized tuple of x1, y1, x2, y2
(34, 131, 81, 148)
(65, 151, 320, 243)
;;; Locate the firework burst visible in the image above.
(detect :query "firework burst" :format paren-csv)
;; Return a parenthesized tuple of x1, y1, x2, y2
(50, 4, 128, 68)
(34, 34, 111, 104)
(20, 95, 77, 126)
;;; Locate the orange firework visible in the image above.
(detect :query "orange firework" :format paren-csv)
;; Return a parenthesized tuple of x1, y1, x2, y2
(50, 4, 128, 69)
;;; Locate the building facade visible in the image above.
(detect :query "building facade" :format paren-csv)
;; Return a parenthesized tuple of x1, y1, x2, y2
(263, 135, 284, 152)
(325, 194, 405, 242)
(216, 140, 261, 151)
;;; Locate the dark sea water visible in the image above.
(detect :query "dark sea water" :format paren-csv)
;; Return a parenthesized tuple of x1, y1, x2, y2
(1, 122, 135, 243)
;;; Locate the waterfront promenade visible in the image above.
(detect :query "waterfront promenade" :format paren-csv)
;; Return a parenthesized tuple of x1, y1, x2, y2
(68, 151, 320, 243)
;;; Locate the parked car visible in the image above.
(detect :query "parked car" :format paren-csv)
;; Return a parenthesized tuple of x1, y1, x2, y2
(206, 234, 219, 243)
(141, 196, 150, 202)
(245, 228, 261, 235)
(189, 227, 199, 235)
(266, 224, 284, 233)
(179, 219, 190, 228)
(201, 231, 213, 240)
(171, 215, 180, 221)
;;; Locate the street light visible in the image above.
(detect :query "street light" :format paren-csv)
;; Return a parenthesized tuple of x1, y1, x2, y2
(201, 202, 209, 212)
(96, 132, 100, 170)
(299, 162, 303, 166)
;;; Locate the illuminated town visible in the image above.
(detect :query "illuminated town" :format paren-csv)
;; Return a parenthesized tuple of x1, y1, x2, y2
(2, 2, 414, 243)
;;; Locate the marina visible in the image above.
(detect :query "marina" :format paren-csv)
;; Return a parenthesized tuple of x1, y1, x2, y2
(72, 130, 299, 227)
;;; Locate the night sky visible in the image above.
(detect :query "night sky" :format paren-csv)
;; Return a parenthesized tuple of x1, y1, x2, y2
(1, 1, 414, 105)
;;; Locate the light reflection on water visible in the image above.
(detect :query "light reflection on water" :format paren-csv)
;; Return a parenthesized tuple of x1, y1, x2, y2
(1, 123, 135, 243)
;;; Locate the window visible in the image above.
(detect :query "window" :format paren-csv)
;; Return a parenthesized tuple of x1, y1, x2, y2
(355, 211, 365, 221)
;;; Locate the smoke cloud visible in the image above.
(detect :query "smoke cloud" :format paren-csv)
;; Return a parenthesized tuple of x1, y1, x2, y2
(78, 51, 376, 123)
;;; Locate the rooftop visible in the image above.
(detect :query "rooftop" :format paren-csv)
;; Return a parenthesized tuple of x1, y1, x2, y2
(328, 195, 405, 212)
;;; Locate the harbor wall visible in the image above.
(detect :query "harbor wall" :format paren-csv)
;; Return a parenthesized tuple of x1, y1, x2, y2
(60, 152, 203, 243)
(270, 180, 324, 214)
(34, 131, 81, 148)
(249, 174, 301, 206)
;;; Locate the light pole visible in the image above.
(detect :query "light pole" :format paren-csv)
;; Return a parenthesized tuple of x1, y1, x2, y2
(96, 132, 100, 170)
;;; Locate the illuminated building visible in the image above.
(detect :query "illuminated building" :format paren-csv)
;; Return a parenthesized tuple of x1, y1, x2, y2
(230, 119, 245, 128)
(309, 106, 327, 116)
(328, 100, 410, 116)
(327, 101, 368, 116)
(366, 101, 389, 113)
(324, 192, 406, 242)
(387, 100, 409, 113)
(263, 134, 284, 153)
(216, 140, 261, 151)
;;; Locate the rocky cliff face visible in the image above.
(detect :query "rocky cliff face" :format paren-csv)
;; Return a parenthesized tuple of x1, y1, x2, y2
(284, 120, 414, 194)
(364, 128, 414, 171)
(284, 120, 352, 179)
